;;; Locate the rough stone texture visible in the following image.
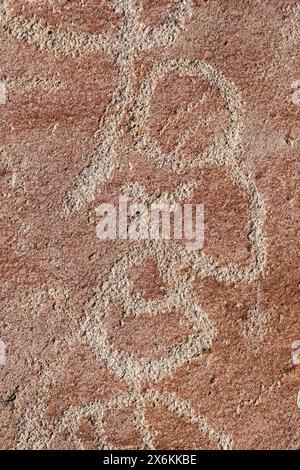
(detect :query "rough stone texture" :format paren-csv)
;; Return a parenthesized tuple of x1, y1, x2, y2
(0, 0, 299, 450)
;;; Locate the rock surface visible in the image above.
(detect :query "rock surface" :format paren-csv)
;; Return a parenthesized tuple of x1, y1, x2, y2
(0, 0, 299, 450)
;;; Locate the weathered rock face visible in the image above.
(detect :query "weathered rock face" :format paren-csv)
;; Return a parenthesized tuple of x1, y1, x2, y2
(0, 0, 299, 450)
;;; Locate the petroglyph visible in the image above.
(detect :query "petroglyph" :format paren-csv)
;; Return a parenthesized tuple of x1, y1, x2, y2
(15, 384, 231, 450)
(0, 0, 113, 56)
(0, 339, 6, 365)
(291, 80, 300, 106)
(1, 0, 269, 449)
(61, 0, 193, 214)
(241, 306, 273, 344)
(292, 340, 300, 365)
(4, 75, 63, 93)
(0, 79, 6, 103)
